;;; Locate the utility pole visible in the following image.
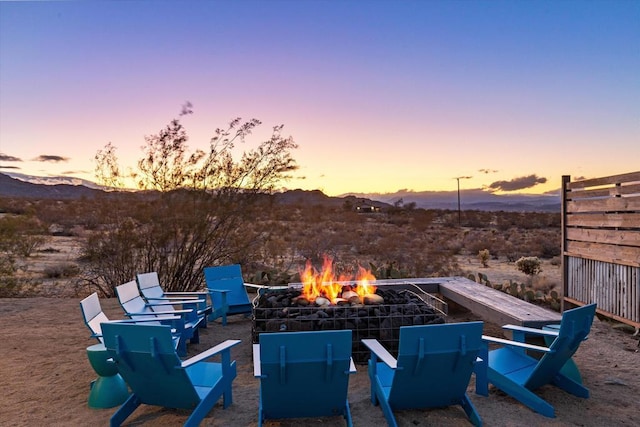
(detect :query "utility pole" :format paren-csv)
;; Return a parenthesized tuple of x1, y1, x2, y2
(454, 176, 472, 226)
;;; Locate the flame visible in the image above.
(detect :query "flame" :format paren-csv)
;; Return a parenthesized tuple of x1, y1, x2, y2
(354, 265, 377, 299)
(300, 256, 377, 304)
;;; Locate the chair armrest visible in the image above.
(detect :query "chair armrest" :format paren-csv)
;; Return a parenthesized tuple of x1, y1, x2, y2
(253, 344, 261, 377)
(362, 338, 397, 369)
(129, 309, 193, 316)
(146, 296, 200, 301)
(502, 324, 559, 337)
(146, 299, 205, 306)
(182, 339, 241, 368)
(482, 335, 552, 353)
(243, 282, 262, 289)
(349, 358, 357, 374)
(164, 291, 208, 297)
(111, 316, 180, 323)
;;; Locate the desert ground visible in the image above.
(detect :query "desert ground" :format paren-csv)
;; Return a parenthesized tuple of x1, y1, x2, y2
(2, 233, 639, 426)
(1, 291, 639, 426)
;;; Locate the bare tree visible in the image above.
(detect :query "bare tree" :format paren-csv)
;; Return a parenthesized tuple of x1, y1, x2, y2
(83, 107, 297, 295)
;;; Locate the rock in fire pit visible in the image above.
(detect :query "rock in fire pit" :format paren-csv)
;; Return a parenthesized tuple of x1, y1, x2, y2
(252, 286, 446, 364)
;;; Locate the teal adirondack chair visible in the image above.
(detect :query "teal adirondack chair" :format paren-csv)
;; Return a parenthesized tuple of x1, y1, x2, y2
(204, 264, 256, 325)
(115, 280, 203, 356)
(362, 322, 484, 427)
(136, 272, 213, 320)
(101, 322, 240, 427)
(254, 330, 357, 426)
(475, 303, 597, 418)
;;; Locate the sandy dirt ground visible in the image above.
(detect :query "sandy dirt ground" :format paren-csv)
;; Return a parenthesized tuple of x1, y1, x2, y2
(1, 295, 638, 427)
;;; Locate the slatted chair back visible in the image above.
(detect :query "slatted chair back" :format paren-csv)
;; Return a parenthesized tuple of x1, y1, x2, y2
(388, 322, 484, 410)
(204, 264, 252, 314)
(101, 322, 200, 409)
(257, 330, 353, 421)
(80, 292, 110, 343)
(525, 303, 596, 390)
(136, 272, 165, 300)
(115, 280, 156, 319)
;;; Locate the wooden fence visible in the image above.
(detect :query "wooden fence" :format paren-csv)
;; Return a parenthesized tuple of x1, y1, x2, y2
(562, 171, 640, 329)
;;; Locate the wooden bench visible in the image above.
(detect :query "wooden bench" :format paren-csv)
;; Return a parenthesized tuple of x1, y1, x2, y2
(373, 277, 562, 328)
(437, 277, 562, 328)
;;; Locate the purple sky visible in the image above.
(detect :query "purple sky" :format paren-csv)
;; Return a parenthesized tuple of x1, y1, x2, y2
(1, 1, 638, 195)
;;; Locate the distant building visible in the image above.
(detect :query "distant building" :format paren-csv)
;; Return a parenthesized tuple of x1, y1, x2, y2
(356, 204, 380, 213)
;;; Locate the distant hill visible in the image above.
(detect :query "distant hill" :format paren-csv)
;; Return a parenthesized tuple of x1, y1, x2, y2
(342, 188, 561, 212)
(0, 173, 390, 210)
(0, 173, 559, 212)
(0, 172, 103, 200)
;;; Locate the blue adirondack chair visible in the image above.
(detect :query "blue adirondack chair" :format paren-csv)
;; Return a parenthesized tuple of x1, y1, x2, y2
(362, 322, 484, 427)
(254, 330, 357, 426)
(101, 322, 240, 427)
(115, 280, 203, 356)
(136, 272, 213, 320)
(80, 292, 181, 348)
(204, 264, 256, 325)
(475, 303, 597, 418)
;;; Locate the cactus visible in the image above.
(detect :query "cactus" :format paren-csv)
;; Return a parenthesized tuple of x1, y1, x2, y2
(509, 282, 519, 297)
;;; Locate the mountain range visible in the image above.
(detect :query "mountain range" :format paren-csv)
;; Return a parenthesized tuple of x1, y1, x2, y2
(0, 172, 560, 212)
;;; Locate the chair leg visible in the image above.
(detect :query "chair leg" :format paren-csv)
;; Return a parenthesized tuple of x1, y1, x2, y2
(110, 394, 142, 427)
(460, 393, 482, 427)
(177, 338, 187, 357)
(377, 397, 398, 427)
(552, 373, 589, 398)
(475, 346, 489, 396)
(258, 406, 264, 427)
(190, 327, 200, 344)
(489, 373, 555, 418)
(344, 399, 354, 427)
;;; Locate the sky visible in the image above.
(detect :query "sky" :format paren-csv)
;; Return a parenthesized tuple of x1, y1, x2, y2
(1, 0, 639, 197)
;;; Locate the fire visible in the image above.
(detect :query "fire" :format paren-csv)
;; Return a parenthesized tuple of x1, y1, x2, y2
(300, 256, 377, 304)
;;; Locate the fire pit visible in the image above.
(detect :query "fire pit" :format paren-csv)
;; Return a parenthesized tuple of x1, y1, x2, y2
(251, 257, 446, 364)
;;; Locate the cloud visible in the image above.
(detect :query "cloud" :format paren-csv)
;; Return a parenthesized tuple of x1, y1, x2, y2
(32, 155, 70, 163)
(0, 153, 23, 162)
(487, 174, 547, 192)
(478, 168, 498, 174)
(0, 165, 21, 170)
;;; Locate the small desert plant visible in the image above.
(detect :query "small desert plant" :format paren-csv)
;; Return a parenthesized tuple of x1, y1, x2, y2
(44, 263, 80, 279)
(478, 249, 490, 267)
(515, 256, 542, 276)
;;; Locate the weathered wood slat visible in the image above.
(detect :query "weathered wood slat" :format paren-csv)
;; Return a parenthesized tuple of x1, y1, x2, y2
(567, 195, 640, 213)
(566, 182, 640, 199)
(566, 228, 640, 247)
(567, 171, 640, 190)
(565, 240, 640, 266)
(438, 277, 561, 328)
(566, 212, 640, 228)
(563, 172, 640, 330)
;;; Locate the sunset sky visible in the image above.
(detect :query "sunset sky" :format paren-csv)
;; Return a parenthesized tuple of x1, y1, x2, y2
(1, 1, 638, 197)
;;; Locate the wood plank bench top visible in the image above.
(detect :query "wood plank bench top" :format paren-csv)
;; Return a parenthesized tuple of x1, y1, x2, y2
(438, 277, 562, 328)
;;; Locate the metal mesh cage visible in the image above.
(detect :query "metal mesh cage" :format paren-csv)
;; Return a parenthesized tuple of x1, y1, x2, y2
(252, 287, 446, 364)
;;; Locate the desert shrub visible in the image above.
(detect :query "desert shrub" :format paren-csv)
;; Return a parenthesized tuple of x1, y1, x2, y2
(515, 256, 543, 276)
(478, 249, 490, 267)
(0, 214, 48, 257)
(84, 109, 298, 296)
(44, 263, 80, 278)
